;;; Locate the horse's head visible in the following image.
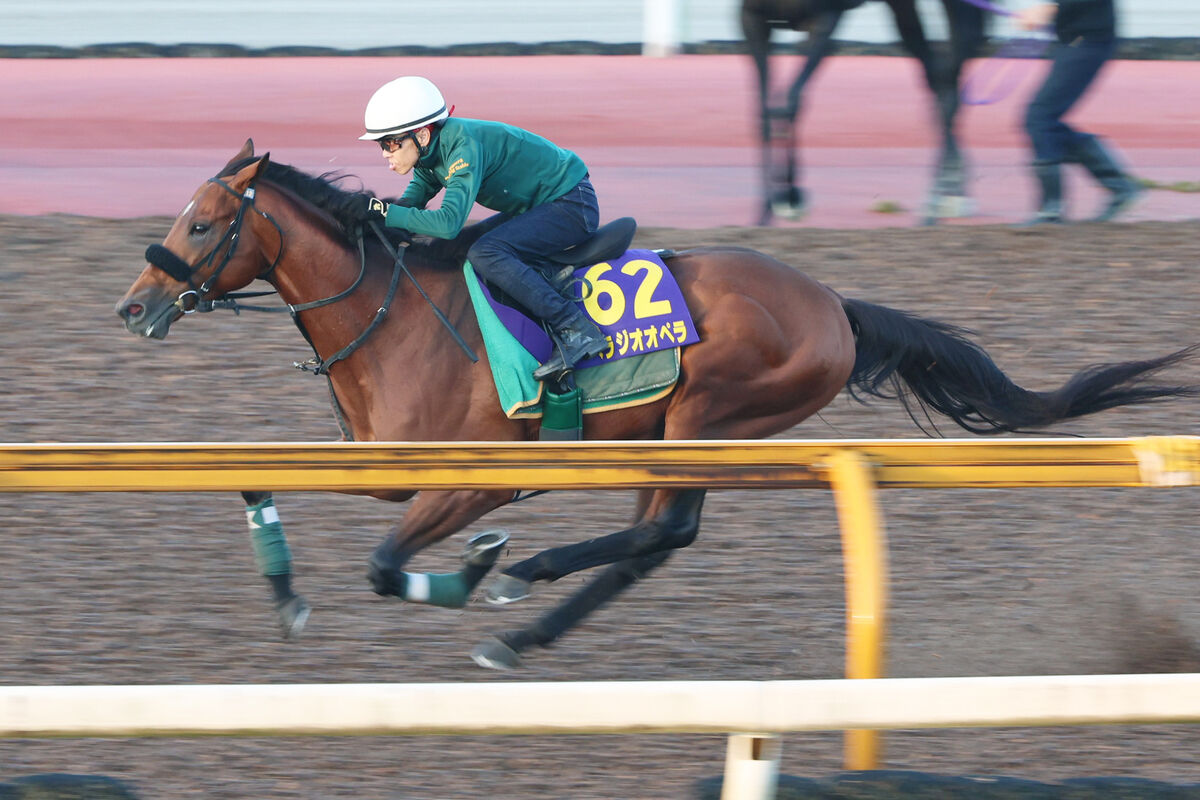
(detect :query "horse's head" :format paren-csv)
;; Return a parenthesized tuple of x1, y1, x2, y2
(116, 139, 281, 339)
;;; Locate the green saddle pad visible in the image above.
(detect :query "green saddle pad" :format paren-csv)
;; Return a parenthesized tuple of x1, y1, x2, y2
(464, 263, 680, 419)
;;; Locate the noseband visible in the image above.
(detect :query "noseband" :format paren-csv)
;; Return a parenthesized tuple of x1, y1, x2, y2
(144, 177, 283, 314)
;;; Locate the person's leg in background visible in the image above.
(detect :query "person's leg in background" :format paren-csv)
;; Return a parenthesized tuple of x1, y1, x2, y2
(1022, 37, 1124, 224)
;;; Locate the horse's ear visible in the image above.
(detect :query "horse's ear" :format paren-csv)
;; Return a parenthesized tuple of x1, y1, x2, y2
(228, 153, 270, 193)
(223, 139, 255, 171)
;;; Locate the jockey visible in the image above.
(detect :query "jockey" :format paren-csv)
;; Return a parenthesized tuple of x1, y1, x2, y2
(353, 75, 608, 381)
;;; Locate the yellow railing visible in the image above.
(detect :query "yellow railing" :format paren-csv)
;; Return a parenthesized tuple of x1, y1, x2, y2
(2, 436, 1196, 770)
(2, 437, 1196, 492)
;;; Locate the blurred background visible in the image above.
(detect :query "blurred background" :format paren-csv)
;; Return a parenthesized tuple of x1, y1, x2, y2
(2, 0, 1199, 49)
(1, 0, 1197, 227)
(1, 3, 1199, 798)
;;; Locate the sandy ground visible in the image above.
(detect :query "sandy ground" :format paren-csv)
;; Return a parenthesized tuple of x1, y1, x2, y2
(0, 214, 1198, 798)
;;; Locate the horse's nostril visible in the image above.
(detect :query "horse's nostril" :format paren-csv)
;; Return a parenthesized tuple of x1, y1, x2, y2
(124, 302, 145, 319)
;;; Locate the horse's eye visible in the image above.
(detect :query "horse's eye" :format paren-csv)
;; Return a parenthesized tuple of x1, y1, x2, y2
(189, 222, 211, 237)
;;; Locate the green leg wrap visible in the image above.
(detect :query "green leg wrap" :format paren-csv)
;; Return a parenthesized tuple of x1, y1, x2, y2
(401, 571, 471, 608)
(245, 498, 292, 576)
(395, 531, 510, 608)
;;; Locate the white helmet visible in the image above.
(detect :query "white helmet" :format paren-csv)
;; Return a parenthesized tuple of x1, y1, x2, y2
(359, 76, 449, 141)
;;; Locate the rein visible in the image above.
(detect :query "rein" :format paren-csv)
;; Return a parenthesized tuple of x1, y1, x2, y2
(367, 220, 478, 364)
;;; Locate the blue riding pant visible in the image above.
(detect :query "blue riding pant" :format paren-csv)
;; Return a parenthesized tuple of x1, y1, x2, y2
(1023, 37, 1115, 164)
(466, 177, 599, 325)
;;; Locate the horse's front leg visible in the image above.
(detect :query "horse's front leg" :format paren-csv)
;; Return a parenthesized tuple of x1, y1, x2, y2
(918, 0, 987, 222)
(241, 490, 309, 640)
(748, 12, 844, 226)
(741, 6, 783, 226)
(923, 92, 973, 224)
(366, 489, 514, 608)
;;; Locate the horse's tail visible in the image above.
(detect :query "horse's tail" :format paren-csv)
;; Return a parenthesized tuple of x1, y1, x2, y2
(840, 297, 1199, 434)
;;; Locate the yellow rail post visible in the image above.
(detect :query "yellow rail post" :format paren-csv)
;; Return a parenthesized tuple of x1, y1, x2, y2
(827, 449, 888, 770)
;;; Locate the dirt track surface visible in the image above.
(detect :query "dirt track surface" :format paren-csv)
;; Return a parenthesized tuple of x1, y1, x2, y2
(1, 215, 1199, 798)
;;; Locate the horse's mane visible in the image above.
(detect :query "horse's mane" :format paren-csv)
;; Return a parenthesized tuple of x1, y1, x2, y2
(218, 156, 503, 270)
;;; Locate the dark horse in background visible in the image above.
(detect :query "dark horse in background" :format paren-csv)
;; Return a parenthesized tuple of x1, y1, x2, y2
(116, 142, 1196, 669)
(743, 0, 988, 224)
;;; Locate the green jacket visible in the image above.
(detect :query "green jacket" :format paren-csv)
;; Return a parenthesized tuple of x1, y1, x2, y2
(383, 118, 589, 239)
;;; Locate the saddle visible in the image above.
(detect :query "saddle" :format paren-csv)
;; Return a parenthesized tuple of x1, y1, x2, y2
(476, 217, 638, 315)
(547, 217, 637, 267)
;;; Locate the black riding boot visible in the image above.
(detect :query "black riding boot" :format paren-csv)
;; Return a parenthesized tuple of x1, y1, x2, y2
(472, 261, 606, 381)
(532, 306, 607, 382)
(1018, 161, 1064, 226)
(1067, 135, 1143, 222)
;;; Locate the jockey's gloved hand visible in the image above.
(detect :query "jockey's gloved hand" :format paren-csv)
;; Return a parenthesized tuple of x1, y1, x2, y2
(364, 195, 389, 220)
(338, 192, 389, 223)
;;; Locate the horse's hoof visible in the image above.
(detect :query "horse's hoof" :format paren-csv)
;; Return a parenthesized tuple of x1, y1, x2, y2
(366, 548, 401, 596)
(484, 574, 532, 605)
(470, 636, 522, 670)
(276, 595, 311, 640)
(770, 201, 807, 221)
(463, 529, 509, 567)
(768, 186, 807, 222)
(926, 194, 975, 220)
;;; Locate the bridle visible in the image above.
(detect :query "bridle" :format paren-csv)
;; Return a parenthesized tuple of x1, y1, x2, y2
(142, 172, 479, 440)
(143, 173, 478, 381)
(144, 177, 284, 315)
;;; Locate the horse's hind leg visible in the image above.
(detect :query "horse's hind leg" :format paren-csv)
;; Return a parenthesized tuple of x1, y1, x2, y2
(486, 488, 706, 604)
(472, 551, 673, 670)
(240, 490, 310, 639)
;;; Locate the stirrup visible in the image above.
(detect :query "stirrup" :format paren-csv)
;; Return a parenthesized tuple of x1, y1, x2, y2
(548, 265, 578, 296)
(533, 351, 573, 382)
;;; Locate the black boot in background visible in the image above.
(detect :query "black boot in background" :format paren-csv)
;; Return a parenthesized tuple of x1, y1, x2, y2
(1067, 135, 1143, 222)
(1017, 161, 1064, 226)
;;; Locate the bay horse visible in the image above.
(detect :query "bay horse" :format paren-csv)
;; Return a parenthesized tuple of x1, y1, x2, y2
(116, 141, 1195, 669)
(743, 0, 988, 224)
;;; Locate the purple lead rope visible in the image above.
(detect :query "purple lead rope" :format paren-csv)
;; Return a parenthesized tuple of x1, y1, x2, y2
(958, 0, 1016, 18)
(956, 0, 1054, 105)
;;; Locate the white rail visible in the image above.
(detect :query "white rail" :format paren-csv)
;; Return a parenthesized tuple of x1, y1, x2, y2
(6, 674, 1200, 737)
(5, 675, 1198, 800)
(5, 674, 1198, 738)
